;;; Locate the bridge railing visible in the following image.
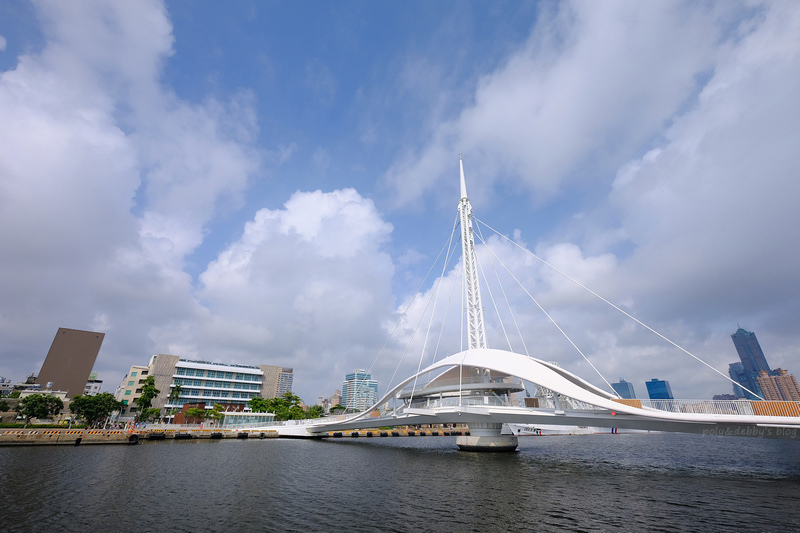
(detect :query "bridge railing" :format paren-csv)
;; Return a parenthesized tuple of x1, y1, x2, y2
(399, 377, 524, 395)
(636, 399, 756, 416)
(406, 395, 514, 410)
(614, 399, 800, 417)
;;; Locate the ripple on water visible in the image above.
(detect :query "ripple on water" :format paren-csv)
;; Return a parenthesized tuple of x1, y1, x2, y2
(1, 433, 799, 532)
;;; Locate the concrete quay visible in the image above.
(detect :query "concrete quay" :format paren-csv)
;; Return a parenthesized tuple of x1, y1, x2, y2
(0, 427, 279, 446)
(325, 428, 469, 438)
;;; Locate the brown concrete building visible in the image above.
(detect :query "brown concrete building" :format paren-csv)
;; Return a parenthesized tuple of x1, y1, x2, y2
(36, 328, 105, 398)
(757, 369, 800, 402)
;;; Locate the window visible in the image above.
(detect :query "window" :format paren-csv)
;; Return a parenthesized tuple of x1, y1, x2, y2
(128, 381, 134, 386)
(176, 368, 186, 376)
(185, 369, 195, 376)
(135, 389, 142, 394)
(141, 370, 148, 375)
(131, 372, 137, 377)
(124, 390, 131, 396)
(122, 399, 128, 405)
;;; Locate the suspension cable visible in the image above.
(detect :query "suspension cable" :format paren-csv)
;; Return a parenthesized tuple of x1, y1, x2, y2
(384, 215, 461, 394)
(475, 217, 765, 401)
(476, 227, 618, 395)
(474, 222, 530, 356)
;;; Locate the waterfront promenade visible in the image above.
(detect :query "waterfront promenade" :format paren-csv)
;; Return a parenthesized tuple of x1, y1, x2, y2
(0, 424, 473, 446)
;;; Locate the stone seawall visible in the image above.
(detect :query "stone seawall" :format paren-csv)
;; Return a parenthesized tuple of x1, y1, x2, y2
(0, 428, 279, 446)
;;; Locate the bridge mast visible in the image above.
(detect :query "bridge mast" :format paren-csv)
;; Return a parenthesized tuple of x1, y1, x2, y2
(458, 155, 487, 350)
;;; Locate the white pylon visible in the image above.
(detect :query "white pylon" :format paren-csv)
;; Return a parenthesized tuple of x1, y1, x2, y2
(458, 155, 487, 350)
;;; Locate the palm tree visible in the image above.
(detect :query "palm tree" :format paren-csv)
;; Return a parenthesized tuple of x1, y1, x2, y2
(167, 383, 183, 422)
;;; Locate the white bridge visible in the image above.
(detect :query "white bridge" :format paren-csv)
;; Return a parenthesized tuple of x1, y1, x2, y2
(265, 158, 800, 449)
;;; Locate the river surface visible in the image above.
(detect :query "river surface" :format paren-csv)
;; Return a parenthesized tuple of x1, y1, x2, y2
(2, 432, 800, 532)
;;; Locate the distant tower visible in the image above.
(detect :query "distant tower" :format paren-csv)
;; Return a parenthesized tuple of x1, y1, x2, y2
(731, 328, 771, 373)
(730, 328, 772, 399)
(612, 379, 636, 400)
(645, 378, 674, 400)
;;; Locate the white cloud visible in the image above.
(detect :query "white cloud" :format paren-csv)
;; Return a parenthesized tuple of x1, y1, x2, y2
(197, 189, 395, 394)
(385, 0, 722, 206)
(0, 1, 261, 389)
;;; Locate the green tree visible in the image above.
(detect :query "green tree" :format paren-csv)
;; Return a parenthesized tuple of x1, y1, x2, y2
(0, 400, 9, 412)
(70, 393, 124, 428)
(248, 393, 321, 421)
(134, 376, 160, 422)
(139, 408, 161, 423)
(306, 404, 325, 419)
(267, 392, 306, 421)
(206, 403, 225, 425)
(15, 394, 64, 426)
(184, 407, 205, 424)
(168, 383, 183, 406)
(247, 396, 270, 413)
(330, 404, 346, 414)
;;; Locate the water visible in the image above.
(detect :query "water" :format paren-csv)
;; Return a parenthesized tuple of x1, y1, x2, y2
(2, 433, 800, 532)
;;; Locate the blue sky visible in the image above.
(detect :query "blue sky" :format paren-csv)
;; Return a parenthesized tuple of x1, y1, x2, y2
(1, 0, 799, 404)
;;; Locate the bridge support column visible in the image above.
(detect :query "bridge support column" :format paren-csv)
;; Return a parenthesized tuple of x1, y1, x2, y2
(456, 422, 518, 452)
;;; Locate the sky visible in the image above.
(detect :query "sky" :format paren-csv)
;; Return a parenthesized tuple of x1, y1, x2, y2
(1, 0, 799, 404)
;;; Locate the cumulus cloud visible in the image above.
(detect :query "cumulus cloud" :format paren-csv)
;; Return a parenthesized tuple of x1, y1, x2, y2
(388, 1, 800, 398)
(0, 1, 261, 386)
(197, 189, 395, 393)
(385, 0, 721, 206)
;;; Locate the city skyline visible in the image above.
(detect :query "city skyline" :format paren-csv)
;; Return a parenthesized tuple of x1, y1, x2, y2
(2, 1, 800, 403)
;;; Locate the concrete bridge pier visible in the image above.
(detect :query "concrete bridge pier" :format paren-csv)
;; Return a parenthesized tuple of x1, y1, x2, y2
(456, 422, 518, 452)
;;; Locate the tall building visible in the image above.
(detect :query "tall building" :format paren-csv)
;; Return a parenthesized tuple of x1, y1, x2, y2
(330, 389, 342, 408)
(36, 328, 105, 398)
(727, 327, 791, 399)
(645, 378, 674, 400)
(757, 369, 800, 402)
(115, 364, 151, 418)
(728, 362, 759, 400)
(611, 379, 636, 399)
(259, 365, 293, 397)
(731, 328, 771, 374)
(342, 369, 378, 411)
(729, 327, 773, 399)
(114, 355, 294, 420)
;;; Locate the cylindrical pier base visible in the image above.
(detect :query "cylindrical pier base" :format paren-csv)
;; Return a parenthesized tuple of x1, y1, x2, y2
(456, 423, 518, 452)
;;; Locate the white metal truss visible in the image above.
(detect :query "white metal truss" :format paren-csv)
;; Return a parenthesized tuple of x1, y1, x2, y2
(458, 156, 487, 350)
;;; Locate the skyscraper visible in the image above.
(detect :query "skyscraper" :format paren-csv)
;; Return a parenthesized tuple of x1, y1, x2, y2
(341, 369, 378, 411)
(728, 362, 759, 400)
(612, 379, 636, 399)
(731, 328, 771, 374)
(645, 378, 674, 400)
(730, 327, 774, 399)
